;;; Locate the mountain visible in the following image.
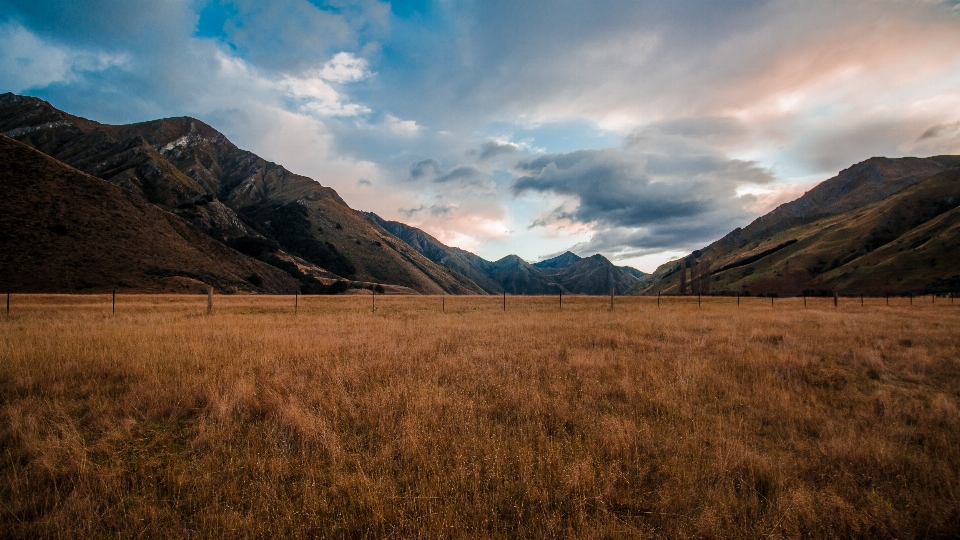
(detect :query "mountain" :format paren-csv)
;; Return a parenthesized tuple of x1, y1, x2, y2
(631, 155, 960, 296)
(550, 254, 641, 295)
(0, 92, 482, 294)
(0, 135, 300, 294)
(369, 214, 643, 294)
(533, 251, 582, 270)
(367, 213, 500, 293)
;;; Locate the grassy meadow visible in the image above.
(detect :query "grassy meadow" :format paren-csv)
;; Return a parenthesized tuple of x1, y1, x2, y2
(1, 294, 959, 538)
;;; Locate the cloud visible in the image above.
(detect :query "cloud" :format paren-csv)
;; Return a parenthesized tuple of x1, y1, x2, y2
(478, 140, 520, 161)
(0, 21, 129, 92)
(435, 165, 485, 186)
(410, 158, 441, 179)
(513, 147, 772, 249)
(318, 52, 373, 83)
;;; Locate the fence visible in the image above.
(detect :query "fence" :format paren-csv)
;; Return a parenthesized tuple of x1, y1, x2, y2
(3, 290, 956, 317)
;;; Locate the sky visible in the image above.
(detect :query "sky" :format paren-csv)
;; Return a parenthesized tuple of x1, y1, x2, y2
(2, 0, 960, 272)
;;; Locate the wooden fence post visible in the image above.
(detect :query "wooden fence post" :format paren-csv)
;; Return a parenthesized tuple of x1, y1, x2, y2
(295, 293, 298, 314)
(803, 294, 806, 308)
(112, 289, 116, 314)
(834, 292, 838, 308)
(6, 290, 9, 315)
(657, 291, 661, 308)
(886, 293, 889, 306)
(503, 291, 506, 312)
(207, 287, 213, 315)
(737, 293, 740, 306)
(442, 292, 445, 313)
(860, 293, 863, 307)
(910, 293, 913, 305)
(372, 290, 376, 313)
(559, 288, 562, 309)
(611, 288, 615, 310)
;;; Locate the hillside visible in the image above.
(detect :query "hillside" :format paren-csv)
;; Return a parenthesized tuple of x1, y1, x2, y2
(632, 156, 960, 296)
(550, 254, 641, 295)
(367, 213, 500, 293)
(0, 135, 299, 293)
(0, 92, 480, 294)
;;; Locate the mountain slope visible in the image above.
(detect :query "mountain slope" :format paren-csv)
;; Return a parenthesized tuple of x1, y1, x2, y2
(551, 254, 640, 295)
(0, 92, 477, 294)
(632, 157, 960, 296)
(533, 251, 582, 270)
(0, 135, 299, 294)
(486, 255, 563, 295)
(366, 213, 498, 294)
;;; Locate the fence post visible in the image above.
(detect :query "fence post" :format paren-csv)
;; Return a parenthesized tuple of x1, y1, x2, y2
(611, 288, 615, 310)
(933, 294, 936, 305)
(860, 293, 863, 307)
(698, 294, 701, 308)
(910, 293, 913, 305)
(886, 293, 889, 306)
(373, 290, 376, 313)
(803, 294, 806, 308)
(559, 288, 562, 309)
(112, 289, 116, 314)
(834, 292, 838, 308)
(503, 291, 506, 312)
(737, 293, 740, 306)
(657, 291, 660, 308)
(6, 290, 9, 315)
(442, 292, 445, 313)
(295, 293, 298, 314)
(207, 287, 213, 315)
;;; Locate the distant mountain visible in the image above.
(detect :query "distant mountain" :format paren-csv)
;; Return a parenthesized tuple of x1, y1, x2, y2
(533, 251, 582, 270)
(369, 214, 642, 294)
(619, 266, 647, 279)
(367, 213, 500, 294)
(631, 155, 960, 296)
(486, 255, 564, 294)
(551, 254, 642, 295)
(0, 135, 299, 293)
(0, 92, 480, 294)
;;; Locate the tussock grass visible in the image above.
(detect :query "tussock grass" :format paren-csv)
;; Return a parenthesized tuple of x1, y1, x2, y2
(2, 295, 959, 538)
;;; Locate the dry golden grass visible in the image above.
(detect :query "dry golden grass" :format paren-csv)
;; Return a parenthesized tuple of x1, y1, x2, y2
(1, 294, 959, 538)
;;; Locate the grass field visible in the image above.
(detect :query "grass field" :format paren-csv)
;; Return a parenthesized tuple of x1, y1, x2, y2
(2, 294, 959, 538)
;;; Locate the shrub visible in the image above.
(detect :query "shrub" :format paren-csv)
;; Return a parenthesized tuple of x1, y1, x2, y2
(328, 280, 351, 294)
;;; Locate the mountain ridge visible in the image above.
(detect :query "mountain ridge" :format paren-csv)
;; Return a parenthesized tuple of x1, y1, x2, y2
(631, 155, 960, 296)
(1, 92, 486, 294)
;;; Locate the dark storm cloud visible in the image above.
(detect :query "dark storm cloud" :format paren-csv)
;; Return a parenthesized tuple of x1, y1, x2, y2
(513, 148, 770, 232)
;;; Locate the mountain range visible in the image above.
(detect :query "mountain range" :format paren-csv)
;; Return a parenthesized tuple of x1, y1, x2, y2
(0, 92, 643, 295)
(630, 155, 960, 296)
(4, 92, 956, 297)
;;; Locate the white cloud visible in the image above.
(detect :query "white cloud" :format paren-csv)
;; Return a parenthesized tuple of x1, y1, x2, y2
(318, 52, 373, 83)
(0, 22, 128, 92)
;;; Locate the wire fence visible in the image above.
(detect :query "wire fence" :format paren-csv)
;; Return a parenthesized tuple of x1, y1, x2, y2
(3, 289, 957, 317)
